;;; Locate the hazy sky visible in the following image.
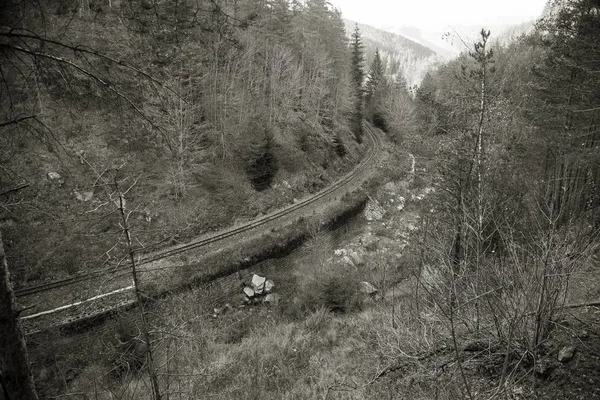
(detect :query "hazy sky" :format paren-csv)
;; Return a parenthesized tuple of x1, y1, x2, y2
(328, 0, 549, 30)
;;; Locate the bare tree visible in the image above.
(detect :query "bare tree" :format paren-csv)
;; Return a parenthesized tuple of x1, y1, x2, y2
(0, 230, 38, 400)
(112, 170, 162, 400)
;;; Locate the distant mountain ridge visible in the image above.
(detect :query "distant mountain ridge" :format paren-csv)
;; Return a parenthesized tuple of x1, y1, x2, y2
(384, 22, 537, 59)
(344, 20, 441, 87)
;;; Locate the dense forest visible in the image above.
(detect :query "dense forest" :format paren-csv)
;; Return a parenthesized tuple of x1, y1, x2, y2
(0, 0, 378, 286)
(1, 0, 599, 399)
(411, 0, 599, 386)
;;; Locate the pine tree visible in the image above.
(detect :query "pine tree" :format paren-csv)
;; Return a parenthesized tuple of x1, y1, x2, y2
(333, 132, 347, 157)
(365, 49, 388, 130)
(350, 24, 365, 142)
(246, 119, 278, 191)
(350, 24, 365, 91)
(365, 49, 385, 104)
(532, 0, 600, 226)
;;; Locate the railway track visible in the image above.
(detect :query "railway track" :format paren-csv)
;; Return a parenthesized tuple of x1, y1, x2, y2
(18, 123, 382, 332)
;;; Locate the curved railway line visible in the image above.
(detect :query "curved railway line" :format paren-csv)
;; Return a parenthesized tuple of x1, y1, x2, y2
(18, 123, 383, 331)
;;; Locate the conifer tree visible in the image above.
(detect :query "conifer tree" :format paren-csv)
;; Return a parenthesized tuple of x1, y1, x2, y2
(246, 119, 278, 191)
(365, 49, 385, 104)
(350, 24, 365, 142)
(365, 48, 388, 129)
(532, 0, 600, 226)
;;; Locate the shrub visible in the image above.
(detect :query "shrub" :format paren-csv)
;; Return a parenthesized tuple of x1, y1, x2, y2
(372, 112, 388, 132)
(319, 273, 362, 313)
(333, 133, 347, 157)
(246, 130, 278, 191)
(106, 317, 147, 376)
(298, 131, 309, 152)
(221, 317, 252, 344)
(281, 257, 364, 320)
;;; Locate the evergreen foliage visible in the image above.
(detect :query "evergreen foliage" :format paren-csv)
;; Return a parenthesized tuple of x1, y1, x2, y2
(365, 48, 388, 130)
(333, 133, 347, 157)
(350, 24, 365, 142)
(412, 0, 600, 354)
(531, 0, 600, 226)
(0, 0, 359, 283)
(246, 123, 278, 191)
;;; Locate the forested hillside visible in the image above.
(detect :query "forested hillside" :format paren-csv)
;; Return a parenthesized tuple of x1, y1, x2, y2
(345, 19, 441, 87)
(0, 0, 367, 285)
(1, 0, 600, 399)
(410, 4, 600, 396)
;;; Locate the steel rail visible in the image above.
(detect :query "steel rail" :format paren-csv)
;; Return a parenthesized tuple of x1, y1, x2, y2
(16, 123, 381, 300)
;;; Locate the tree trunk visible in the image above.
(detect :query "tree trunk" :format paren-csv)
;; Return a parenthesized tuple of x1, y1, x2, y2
(114, 175, 162, 400)
(0, 231, 39, 400)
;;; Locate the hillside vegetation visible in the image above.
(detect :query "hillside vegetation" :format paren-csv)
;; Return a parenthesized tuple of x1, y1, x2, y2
(0, 0, 370, 285)
(1, 0, 600, 399)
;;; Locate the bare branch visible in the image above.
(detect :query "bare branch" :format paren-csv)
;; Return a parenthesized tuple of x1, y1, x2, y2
(0, 115, 36, 127)
(1, 43, 172, 150)
(573, 106, 600, 113)
(0, 28, 177, 96)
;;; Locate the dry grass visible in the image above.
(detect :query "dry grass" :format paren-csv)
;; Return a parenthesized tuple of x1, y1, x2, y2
(38, 172, 599, 400)
(62, 204, 459, 400)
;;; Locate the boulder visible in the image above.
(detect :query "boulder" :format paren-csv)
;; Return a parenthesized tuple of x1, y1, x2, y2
(243, 286, 255, 298)
(47, 171, 64, 186)
(47, 171, 62, 181)
(240, 294, 251, 304)
(348, 251, 364, 267)
(334, 249, 346, 257)
(396, 196, 406, 211)
(364, 199, 385, 221)
(558, 346, 576, 363)
(264, 279, 274, 293)
(74, 190, 94, 202)
(251, 274, 267, 294)
(359, 281, 378, 295)
(263, 293, 280, 305)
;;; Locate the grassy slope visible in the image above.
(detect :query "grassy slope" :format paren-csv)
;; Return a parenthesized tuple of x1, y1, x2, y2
(27, 133, 600, 399)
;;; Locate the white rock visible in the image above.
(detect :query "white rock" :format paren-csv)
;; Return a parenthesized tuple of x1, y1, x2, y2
(251, 274, 267, 294)
(396, 196, 406, 211)
(558, 346, 576, 363)
(342, 255, 353, 265)
(263, 293, 280, 305)
(359, 281, 378, 295)
(243, 286, 255, 298)
(334, 249, 346, 257)
(47, 171, 62, 180)
(264, 280, 275, 293)
(74, 190, 94, 202)
(348, 251, 364, 267)
(364, 199, 385, 221)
